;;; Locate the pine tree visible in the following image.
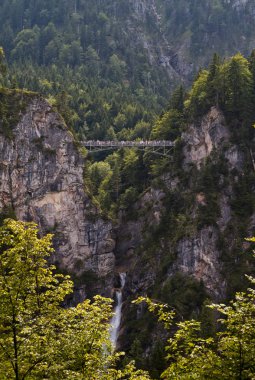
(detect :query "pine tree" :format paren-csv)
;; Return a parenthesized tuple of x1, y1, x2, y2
(206, 53, 221, 107)
(225, 53, 253, 122)
(169, 85, 185, 113)
(0, 47, 7, 85)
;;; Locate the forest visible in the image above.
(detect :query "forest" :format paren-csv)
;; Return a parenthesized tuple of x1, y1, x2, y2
(1, 0, 255, 379)
(0, 47, 255, 379)
(1, 0, 255, 140)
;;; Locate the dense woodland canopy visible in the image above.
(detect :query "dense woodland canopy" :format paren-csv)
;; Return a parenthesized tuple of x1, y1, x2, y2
(1, 1, 255, 378)
(0, 0, 255, 139)
(0, 0, 170, 140)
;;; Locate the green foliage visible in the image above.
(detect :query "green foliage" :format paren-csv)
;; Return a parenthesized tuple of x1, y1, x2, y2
(121, 149, 140, 188)
(156, 273, 207, 319)
(0, 47, 7, 84)
(185, 52, 255, 134)
(231, 172, 255, 219)
(194, 157, 228, 229)
(206, 53, 221, 106)
(88, 161, 112, 195)
(159, 0, 255, 62)
(151, 109, 183, 140)
(169, 85, 185, 113)
(119, 187, 139, 210)
(0, 1, 170, 138)
(136, 271, 255, 379)
(225, 53, 254, 122)
(0, 219, 70, 378)
(185, 69, 210, 117)
(0, 219, 151, 379)
(133, 297, 175, 330)
(88, 148, 149, 218)
(0, 1, 255, 139)
(151, 85, 185, 141)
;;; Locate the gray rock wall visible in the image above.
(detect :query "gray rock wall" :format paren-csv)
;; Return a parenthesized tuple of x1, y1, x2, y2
(0, 97, 115, 298)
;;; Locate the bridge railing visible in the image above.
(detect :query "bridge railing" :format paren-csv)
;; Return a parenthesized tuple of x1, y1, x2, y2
(82, 140, 174, 148)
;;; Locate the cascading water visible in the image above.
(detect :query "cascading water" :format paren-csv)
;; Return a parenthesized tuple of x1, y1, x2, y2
(110, 273, 126, 348)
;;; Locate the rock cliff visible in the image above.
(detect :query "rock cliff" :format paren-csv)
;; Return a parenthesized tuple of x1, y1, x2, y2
(116, 106, 255, 352)
(0, 91, 115, 299)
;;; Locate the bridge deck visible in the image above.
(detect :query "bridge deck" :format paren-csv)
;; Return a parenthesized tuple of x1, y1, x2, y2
(82, 140, 174, 148)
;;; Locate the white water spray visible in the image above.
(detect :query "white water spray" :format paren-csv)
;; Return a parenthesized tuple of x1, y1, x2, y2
(110, 273, 126, 348)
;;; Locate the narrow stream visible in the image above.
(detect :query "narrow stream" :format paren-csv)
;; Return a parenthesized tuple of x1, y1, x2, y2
(110, 273, 126, 348)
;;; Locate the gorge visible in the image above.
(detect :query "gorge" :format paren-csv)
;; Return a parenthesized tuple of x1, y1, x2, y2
(0, 1, 255, 377)
(1, 82, 254, 362)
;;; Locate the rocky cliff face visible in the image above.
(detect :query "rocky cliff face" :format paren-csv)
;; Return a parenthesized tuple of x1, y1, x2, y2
(0, 92, 115, 299)
(116, 106, 255, 353)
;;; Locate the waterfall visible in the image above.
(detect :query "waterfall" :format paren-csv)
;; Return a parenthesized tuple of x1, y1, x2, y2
(110, 273, 126, 348)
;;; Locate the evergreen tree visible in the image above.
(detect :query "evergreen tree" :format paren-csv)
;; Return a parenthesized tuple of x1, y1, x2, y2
(0, 47, 7, 84)
(185, 69, 210, 118)
(225, 53, 253, 122)
(169, 85, 185, 113)
(206, 53, 221, 107)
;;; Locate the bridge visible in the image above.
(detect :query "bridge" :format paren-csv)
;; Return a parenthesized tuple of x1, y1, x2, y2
(82, 140, 175, 157)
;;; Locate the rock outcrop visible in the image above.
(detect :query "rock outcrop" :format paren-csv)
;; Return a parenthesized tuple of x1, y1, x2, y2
(175, 226, 225, 299)
(183, 107, 229, 168)
(116, 106, 254, 303)
(0, 93, 115, 298)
